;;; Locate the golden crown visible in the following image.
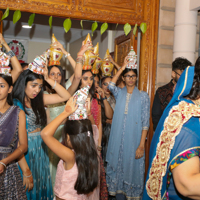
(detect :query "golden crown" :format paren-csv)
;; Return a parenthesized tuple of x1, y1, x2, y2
(48, 34, 63, 66)
(82, 33, 97, 70)
(91, 43, 102, 74)
(100, 49, 114, 77)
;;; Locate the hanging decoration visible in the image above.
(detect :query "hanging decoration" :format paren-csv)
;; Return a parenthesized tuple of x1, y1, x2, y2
(1, 8, 147, 37)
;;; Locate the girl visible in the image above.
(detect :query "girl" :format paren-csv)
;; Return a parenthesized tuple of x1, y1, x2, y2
(45, 41, 91, 188)
(0, 55, 28, 198)
(41, 97, 99, 199)
(106, 57, 150, 200)
(13, 57, 72, 199)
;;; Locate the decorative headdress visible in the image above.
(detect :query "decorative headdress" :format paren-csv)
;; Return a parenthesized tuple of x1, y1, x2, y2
(68, 85, 90, 120)
(0, 50, 11, 76)
(28, 50, 49, 75)
(100, 49, 114, 77)
(126, 46, 137, 69)
(91, 43, 102, 74)
(48, 34, 63, 66)
(82, 33, 97, 70)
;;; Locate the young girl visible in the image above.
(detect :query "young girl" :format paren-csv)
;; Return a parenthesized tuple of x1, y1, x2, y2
(41, 96, 99, 200)
(0, 53, 28, 198)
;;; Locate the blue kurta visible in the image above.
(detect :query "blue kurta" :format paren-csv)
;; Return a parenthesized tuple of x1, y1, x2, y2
(106, 82, 150, 199)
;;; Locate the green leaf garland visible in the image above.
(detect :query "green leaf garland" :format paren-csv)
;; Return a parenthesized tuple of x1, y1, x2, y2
(49, 16, 53, 29)
(13, 10, 21, 24)
(100, 23, 108, 35)
(63, 18, 72, 33)
(140, 22, 147, 34)
(91, 21, 98, 36)
(28, 13, 35, 27)
(133, 24, 137, 36)
(124, 23, 131, 36)
(1, 8, 9, 21)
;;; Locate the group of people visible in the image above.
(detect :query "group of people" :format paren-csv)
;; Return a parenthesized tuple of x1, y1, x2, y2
(1, 30, 200, 200)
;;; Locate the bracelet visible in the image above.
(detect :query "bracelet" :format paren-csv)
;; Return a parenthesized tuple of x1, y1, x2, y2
(0, 162, 6, 168)
(77, 54, 83, 57)
(23, 173, 32, 178)
(88, 113, 92, 117)
(65, 52, 70, 58)
(52, 80, 57, 89)
(6, 50, 15, 58)
(101, 96, 107, 101)
(76, 57, 83, 65)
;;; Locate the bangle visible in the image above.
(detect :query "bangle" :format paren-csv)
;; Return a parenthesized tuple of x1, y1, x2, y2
(65, 52, 70, 58)
(77, 54, 83, 57)
(97, 146, 102, 151)
(76, 57, 83, 65)
(88, 113, 92, 117)
(0, 162, 6, 168)
(6, 50, 15, 58)
(23, 173, 32, 178)
(52, 80, 57, 89)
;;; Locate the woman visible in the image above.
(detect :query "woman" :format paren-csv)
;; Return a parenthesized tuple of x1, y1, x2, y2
(13, 57, 71, 199)
(106, 58, 150, 200)
(45, 42, 90, 188)
(0, 37, 28, 199)
(143, 58, 200, 200)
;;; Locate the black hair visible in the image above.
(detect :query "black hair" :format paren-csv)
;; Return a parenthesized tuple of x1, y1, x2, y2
(63, 119, 99, 194)
(185, 56, 200, 100)
(172, 57, 192, 71)
(78, 70, 96, 99)
(122, 68, 138, 77)
(21, 63, 29, 69)
(13, 70, 47, 126)
(0, 74, 13, 105)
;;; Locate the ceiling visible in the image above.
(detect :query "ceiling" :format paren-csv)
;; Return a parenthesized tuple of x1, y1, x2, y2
(1, 10, 124, 44)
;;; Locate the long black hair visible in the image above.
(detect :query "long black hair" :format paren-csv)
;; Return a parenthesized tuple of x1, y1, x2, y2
(0, 74, 13, 105)
(13, 70, 47, 126)
(186, 57, 200, 100)
(63, 119, 99, 194)
(45, 65, 65, 93)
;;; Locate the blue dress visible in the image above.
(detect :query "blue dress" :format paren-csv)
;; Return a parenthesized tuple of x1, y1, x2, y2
(106, 82, 150, 199)
(14, 99, 53, 200)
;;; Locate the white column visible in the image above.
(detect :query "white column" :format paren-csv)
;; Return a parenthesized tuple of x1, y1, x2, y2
(173, 0, 198, 63)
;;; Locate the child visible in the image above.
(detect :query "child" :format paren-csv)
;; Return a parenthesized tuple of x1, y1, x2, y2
(41, 86, 99, 200)
(0, 50, 28, 199)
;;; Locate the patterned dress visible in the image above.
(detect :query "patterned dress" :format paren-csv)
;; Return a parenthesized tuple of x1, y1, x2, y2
(0, 106, 27, 199)
(14, 99, 53, 200)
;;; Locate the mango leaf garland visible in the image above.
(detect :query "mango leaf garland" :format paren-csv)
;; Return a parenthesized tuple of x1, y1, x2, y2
(140, 22, 147, 34)
(1, 8, 9, 21)
(49, 16, 52, 29)
(28, 13, 35, 27)
(63, 18, 72, 33)
(124, 23, 131, 36)
(80, 20, 83, 30)
(133, 24, 137, 36)
(91, 21, 98, 36)
(101, 23, 108, 35)
(13, 10, 21, 24)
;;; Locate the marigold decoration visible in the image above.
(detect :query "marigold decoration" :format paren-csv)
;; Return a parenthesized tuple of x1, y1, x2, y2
(100, 49, 114, 77)
(48, 34, 63, 66)
(0, 51, 11, 76)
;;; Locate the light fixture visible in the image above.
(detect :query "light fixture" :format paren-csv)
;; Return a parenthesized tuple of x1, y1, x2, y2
(22, 25, 32, 29)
